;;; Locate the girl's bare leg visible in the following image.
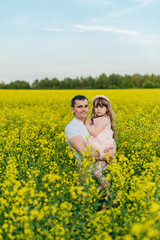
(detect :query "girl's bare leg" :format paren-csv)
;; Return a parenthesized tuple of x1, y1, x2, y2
(94, 160, 107, 185)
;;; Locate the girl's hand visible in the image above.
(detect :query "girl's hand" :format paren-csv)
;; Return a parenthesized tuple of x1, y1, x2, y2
(87, 116, 108, 137)
(85, 118, 92, 126)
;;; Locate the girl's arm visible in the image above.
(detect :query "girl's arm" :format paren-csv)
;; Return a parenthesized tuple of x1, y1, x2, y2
(86, 117, 109, 137)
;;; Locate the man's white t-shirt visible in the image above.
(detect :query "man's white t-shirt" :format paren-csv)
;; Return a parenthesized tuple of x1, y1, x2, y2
(65, 118, 90, 163)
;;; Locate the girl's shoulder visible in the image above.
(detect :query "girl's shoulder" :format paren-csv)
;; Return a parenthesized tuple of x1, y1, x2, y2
(94, 116, 109, 124)
(102, 115, 110, 123)
(99, 115, 109, 120)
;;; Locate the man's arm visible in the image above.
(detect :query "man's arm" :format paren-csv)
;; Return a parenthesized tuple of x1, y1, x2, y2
(70, 135, 100, 160)
(69, 136, 86, 154)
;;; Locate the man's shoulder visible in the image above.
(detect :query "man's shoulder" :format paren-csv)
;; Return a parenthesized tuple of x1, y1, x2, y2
(65, 118, 77, 134)
(65, 118, 82, 141)
(65, 118, 90, 142)
(65, 118, 76, 129)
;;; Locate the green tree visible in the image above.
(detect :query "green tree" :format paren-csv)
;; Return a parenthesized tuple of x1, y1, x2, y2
(96, 74, 109, 89)
(61, 78, 73, 89)
(121, 75, 135, 88)
(86, 76, 95, 89)
(32, 79, 40, 89)
(80, 76, 88, 89)
(0, 81, 5, 89)
(132, 74, 143, 88)
(51, 78, 60, 89)
(108, 74, 122, 88)
(39, 78, 53, 89)
(7, 80, 30, 89)
(72, 77, 81, 89)
(142, 81, 155, 88)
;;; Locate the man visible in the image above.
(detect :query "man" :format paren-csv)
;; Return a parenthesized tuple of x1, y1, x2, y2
(65, 95, 90, 163)
(65, 95, 112, 210)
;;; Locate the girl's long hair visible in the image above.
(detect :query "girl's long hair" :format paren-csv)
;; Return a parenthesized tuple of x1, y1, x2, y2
(92, 97, 116, 139)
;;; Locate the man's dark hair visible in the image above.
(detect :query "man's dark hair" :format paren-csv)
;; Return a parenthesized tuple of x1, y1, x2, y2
(71, 95, 88, 107)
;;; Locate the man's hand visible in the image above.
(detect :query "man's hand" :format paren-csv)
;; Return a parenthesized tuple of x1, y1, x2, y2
(94, 150, 100, 160)
(90, 148, 100, 160)
(104, 149, 113, 164)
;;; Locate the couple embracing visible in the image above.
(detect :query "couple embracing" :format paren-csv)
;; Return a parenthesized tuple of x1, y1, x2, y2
(65, 95, 116, 187)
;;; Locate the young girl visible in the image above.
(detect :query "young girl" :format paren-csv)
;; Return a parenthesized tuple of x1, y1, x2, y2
(85, 95, 116, 185)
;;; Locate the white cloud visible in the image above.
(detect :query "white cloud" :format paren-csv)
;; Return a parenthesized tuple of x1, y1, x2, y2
(72, 24, 138, 36)
(43, 27, 63, 32)
(43, 23, 159, 46)
(89, 18, 100, 22)
(44, 24, 138, 36)
(73, 24, 112, 32)
(131, 0, 155, 6)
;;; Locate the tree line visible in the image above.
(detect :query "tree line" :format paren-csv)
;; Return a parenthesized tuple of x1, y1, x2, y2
(1, 73, 160, 89)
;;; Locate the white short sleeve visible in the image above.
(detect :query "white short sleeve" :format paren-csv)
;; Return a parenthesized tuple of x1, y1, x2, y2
(65, 124, 80, 140)
(65, 118, 90, 142)
(65, 118, 90, 163)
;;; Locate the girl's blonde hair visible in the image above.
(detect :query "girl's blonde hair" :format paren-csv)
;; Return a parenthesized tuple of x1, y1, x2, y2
(92, 97, 116, 138)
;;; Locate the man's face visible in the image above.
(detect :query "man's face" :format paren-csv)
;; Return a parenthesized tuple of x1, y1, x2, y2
(71, 99, 89, 121)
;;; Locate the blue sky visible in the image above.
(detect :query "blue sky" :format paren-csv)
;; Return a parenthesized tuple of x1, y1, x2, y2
(1, 0, 160, 84)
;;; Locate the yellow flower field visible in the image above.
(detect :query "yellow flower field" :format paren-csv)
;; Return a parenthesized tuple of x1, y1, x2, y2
(0, 89, 160, 240)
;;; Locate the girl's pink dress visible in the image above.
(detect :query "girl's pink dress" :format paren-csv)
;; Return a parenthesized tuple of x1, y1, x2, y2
(87, 116, 116, 160)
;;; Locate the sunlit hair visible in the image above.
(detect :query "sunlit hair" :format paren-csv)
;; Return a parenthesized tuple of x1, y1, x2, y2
(92, 97, 116, 138)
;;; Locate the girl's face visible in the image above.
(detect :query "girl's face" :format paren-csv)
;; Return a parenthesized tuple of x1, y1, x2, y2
(94, 102, 107, 117)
